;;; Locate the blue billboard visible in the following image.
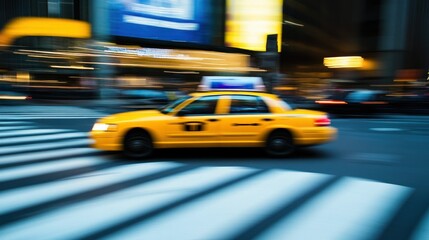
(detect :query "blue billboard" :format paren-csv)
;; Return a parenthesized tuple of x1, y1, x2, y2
(109, 0, 210, 44)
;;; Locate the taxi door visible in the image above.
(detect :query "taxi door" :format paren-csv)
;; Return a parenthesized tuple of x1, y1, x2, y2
(219, 95, 273, 147)
(165, 95, 222, 148)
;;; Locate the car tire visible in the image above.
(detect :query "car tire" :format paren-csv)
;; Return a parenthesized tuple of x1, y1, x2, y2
(265, 130, 295, 157)
(123, 130, 153, 158)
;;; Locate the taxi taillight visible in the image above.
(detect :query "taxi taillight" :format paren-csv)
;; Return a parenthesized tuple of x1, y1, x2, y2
(315, 117, 331, 127)
(315, 100, 347, 105)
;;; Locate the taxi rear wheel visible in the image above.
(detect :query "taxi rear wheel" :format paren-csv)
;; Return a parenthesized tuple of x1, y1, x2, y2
(265, 130, 295, 157)
(123, 130, 153, 158)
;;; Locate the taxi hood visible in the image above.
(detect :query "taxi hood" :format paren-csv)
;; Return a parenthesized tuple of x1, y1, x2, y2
(99, 109, 164, 123)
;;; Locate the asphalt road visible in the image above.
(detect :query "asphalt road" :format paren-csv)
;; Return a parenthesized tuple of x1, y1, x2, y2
(0, 108, 428, 240)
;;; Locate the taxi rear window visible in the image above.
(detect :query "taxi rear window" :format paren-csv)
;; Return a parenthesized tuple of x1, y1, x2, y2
(229, 95, 270, 114)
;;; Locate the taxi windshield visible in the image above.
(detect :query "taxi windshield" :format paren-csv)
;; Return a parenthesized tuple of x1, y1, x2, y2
(279, 98, 293, 110)
(159, 95, 191, 114)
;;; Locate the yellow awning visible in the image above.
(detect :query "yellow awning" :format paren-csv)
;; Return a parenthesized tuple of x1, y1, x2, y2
(0, 17, 91, 47)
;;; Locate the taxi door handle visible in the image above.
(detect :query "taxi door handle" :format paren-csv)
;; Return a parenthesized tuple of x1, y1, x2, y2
(206, 119, 219, 122)
(233, 123, 259, 126)
(262, 118, 273, 121)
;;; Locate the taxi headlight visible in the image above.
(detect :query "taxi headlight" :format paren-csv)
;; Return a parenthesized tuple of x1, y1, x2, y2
(92, 123, 117, 132)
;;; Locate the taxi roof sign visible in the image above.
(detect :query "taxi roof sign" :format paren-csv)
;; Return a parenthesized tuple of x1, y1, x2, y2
(198, 76, 266, 92)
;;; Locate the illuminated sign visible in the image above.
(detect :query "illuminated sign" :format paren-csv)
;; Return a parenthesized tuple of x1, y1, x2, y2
(199, 76, 266, 91)
(104, 46, 195, 60)
(94, 45, 262, 72)
(0, 17, 90, 47)
(225, 0, 283, 52)
(324, 56, 364, 68)
(108, 0, 210, 43)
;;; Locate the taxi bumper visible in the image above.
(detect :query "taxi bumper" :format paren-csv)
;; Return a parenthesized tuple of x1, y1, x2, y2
(294, 127, 337, 146)
(90, 131, 122, 151)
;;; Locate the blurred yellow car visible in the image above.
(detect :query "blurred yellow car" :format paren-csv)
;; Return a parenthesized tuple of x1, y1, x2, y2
(90, 90, 337, 158)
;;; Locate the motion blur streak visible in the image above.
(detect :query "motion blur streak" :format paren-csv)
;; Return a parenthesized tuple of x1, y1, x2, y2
(258, 178, 412, 240)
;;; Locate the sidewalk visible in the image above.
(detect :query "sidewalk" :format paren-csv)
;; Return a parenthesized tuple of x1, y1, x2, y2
(9, 98, 163, 114)
(0, 105, 107, 115)
(32, 98, 129, 109)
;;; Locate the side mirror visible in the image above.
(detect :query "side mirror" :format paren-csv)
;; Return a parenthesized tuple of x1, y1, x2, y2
(177, 109, 191, 117)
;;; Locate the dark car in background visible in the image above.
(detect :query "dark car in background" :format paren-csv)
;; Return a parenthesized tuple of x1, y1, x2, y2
(386, 90, 429, 114)
(315, 90, 388, 115)
(118, 88, 188, 110)
(118, 89, 170, 109)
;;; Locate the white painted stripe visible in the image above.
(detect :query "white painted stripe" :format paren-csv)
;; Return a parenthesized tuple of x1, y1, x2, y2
(347, 153, 400, 163)
(0, 148, 99, 166)
(0, 161, 182, 216)
(1, 113, 103, 116)
(0, 126, 34, 131)
(0, 121, 33, 125)
(370, 128, 403, 132)
(335, 119, 429, 125)
(0, 132, 88, 146)
(0, 166, 255, 240)
(0, 138, 92, 155)
(2, 116, 104, 119)
(0, 157, 106, 182)
(412, 208, 429, 240)
(366, 120, 429, 125)
(107, 170, 332, 240)
(258, 177, 412, 240)
(0, 129, 71, 138)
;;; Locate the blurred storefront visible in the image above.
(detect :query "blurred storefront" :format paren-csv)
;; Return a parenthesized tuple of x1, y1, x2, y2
(0, 17, 97, 99)
(83, 43, 266, 96)
(92, 0, 282, 96)
(0, 0, 285, 99)
(280, 0, 429, 101)
(0, 0, 94, 99)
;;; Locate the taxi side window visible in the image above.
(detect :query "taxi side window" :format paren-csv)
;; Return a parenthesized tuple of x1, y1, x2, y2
(180, 96, 219, 115)
(229, 95, 270, 114)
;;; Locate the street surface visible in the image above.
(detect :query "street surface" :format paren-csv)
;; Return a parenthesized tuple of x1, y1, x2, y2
(0, 105, 428, 240)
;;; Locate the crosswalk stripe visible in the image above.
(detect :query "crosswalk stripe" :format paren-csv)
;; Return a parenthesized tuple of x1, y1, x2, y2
(365, 120, 429, 125)
(0, 167, 256, 239)
(0, 120, 419, 240)
(0, 126, 34, 131)
(257, 177, 412, 240)
(0, 138, 92, 155)
(1, 113, 104, 115)
(412, 209, 429, 240)
(0, 121, 33, 126)
(0, 132, 88, 146)
(0, 129, 71, 138)
(0, 157, 106, 182)
(1, 116, 105, 119)
(0, 162, 182, 216)
(105, 170, 332, 240)
(0, 121, 30, 124)
(0, 148, 99, 166)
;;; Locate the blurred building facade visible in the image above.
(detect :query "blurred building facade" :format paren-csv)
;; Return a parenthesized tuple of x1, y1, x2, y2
(88, 0, 263, 97)
(0, 0, 96, 99)
(0, 0, 284, 99)
(0, 0, 89, 24)
(4, 0, 427, 101)
(280, 0, 429, 99)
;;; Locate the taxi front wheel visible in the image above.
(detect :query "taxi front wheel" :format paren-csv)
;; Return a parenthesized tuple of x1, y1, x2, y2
(265, 131, 295, 157)
(123, 130, 153, 158)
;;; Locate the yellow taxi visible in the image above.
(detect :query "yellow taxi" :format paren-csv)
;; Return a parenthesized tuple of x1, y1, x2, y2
(90, 77, 337, 158)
